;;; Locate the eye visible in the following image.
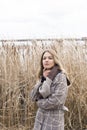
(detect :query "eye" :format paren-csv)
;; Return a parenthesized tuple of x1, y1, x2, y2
(49, 56, 53, 59)
(43, 57, 46, 60)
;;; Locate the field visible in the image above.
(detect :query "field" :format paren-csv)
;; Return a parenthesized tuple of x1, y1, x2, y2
(0, 39, 87, 130)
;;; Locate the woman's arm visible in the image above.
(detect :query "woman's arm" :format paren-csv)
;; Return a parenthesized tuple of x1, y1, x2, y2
(39, 66, 59, 98)
(30, 80, 42, 101)
(30, 77, 52, 101)
(37, 73, 68, 110)
(39, 77, 52, 98)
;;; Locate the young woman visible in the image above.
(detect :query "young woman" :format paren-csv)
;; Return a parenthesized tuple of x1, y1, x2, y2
(30, 49, 70, 130)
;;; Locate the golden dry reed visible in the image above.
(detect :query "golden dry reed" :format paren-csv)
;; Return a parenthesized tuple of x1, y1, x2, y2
(0, 39, 87, 130)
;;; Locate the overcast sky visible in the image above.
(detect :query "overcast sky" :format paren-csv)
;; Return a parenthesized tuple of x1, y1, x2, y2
(0, 0, 87, 39)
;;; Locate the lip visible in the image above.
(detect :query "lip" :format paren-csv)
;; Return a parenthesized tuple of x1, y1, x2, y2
(44, 64, 49, 65)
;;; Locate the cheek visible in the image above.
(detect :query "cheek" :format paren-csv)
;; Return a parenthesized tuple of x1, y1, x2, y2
(50, 61, 55, 66)
(42, 60, 44, 64)
(51, 59, 55, 64)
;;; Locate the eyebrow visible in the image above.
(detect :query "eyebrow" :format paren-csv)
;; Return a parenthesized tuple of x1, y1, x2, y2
(43, 55, 53, 58)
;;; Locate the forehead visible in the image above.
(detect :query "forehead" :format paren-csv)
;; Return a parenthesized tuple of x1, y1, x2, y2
(43, 51, 53, 57)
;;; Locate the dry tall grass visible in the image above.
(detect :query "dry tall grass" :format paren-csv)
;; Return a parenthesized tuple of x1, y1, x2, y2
(0, 39, 87, 130)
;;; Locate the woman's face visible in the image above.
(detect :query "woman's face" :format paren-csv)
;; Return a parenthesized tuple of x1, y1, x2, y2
(42, 51, 55, 69)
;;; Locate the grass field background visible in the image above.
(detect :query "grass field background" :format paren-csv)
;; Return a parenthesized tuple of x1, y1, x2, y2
(0, 39, 87, 130)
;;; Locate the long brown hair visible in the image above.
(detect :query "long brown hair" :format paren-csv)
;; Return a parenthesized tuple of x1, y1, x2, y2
(37, 49, 65, 79)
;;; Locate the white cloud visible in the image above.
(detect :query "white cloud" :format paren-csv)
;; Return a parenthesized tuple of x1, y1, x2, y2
(0, 0, 87, 39)
(0, 0, 40, 21)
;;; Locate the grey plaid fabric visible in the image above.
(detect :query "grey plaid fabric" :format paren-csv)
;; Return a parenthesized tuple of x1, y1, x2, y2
(31, 72, 68, 130)
(33, 108, 64, 130)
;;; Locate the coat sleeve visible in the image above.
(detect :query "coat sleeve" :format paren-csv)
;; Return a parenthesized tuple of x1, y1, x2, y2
(37, 73, 68, 110)
(39, 77, 52, 98)
(30, 80, 42, 101)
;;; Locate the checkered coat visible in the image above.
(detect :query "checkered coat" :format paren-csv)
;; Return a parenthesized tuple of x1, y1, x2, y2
(30, 72, 69, 130)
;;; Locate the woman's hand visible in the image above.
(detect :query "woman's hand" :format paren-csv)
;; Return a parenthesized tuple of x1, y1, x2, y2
(43, 69, 51, 78)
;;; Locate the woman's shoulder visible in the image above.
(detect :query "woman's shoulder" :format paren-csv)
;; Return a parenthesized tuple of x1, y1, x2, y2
(56, 71, 66, 77)
(55, 71, 70, 86)
(53, 71, 66, 82)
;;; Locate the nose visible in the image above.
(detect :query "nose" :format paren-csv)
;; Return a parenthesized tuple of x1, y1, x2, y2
(45, 58, 49, 62)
